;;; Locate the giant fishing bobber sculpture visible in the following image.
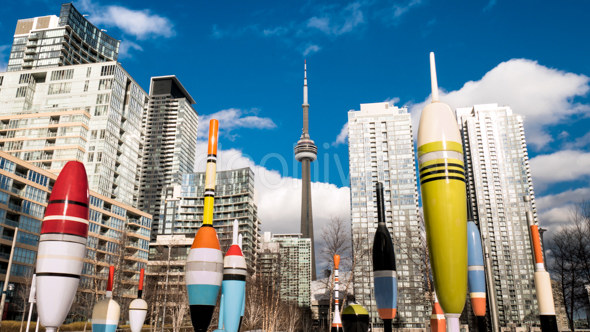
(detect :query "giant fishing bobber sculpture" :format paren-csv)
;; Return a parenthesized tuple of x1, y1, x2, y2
(129, 268, 148, 332)
(417, 52, 468, 332)
(342, 301, 370, 332)
(372, 182, 398, 332)
(331, 254, 343, 332)
(467, 205, 487, 332)
(222, 219, 247, 332)
(186, 119, 224, 332)
(430, 292, 446, 332)
(92, 266, 120, 332)
(524, 195, 558, 332)
(35, 161, 89, 332)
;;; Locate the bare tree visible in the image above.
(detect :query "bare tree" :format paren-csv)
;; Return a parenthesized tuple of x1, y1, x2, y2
(277, 302, 303, 332)
(547, 199, 590, 332)
(15, 268, 35, 332)
(548, 215, 588, 331)
(71, 247, 105, 331)
(146, 237, 191, 332)
(318, 216, 352, 331)
(243, 274, 264, 331)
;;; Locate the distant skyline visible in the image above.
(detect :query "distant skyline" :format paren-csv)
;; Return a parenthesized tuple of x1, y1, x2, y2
(1, 0, 589, 242)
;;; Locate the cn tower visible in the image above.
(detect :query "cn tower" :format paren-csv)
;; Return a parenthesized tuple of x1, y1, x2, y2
(295, 60, 318, 280)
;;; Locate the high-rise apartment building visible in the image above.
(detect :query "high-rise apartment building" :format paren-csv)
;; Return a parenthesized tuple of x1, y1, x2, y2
(347, 102, 424, 328)
(0, 62, 148, 208)
(259, 232, 312, 307)
(162, 167, 261, 269)
(258, 231, 280, 282)
(0, 151, 151, 320)
(7, 3, 119, 72)
(457, 104, 539, 327)
(140, 76, 198, 239)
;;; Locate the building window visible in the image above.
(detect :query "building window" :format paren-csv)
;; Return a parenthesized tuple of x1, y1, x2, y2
(50, 69, 74, 81)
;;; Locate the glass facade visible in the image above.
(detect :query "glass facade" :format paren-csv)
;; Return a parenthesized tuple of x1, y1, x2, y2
(163, 167, 261, 269)
(0, 152, 151, 320)
(261, 233, 312, 307)
(0, 62, 148, 208)
(457, 104, 539, 327)
(7, 3, 119, 72)
(347, 102, 424, 328)
(140, 76, 198, 240)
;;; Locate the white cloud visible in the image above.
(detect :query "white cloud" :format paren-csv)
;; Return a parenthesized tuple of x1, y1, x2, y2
(307, 2, 365, 36)
(392, 0, 422, 19)
(538, 205, 574, 229)
(483, 0, 497, 12)
(199, 108, 277, 141)
(332, 122, 348, 147)
(75, 0, 175, 39)
(406, 59, 590, 148)
(263, 26, 289, 37)
(565, 131, 590, 149)
(529, 150, 590, 190)
(302, 44, 321, 56)
(211, 25, 226, 39)
(0, 45, 11, 72)
(193, 142, 351, 241)
(377, 0, 422, 25)
(118, 40, 143, 59)
(211, 2, 366, 55)
(536, 187, 590, 214)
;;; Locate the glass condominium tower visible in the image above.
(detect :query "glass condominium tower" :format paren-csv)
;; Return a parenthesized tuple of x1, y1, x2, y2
(7, 3, 119, 72)
(140, 76, 198, 239)
(0, 62, 148, 208)
(456, 104, 539, 327)
(162, 168, 261, 268)
(348, 102, 424, 328)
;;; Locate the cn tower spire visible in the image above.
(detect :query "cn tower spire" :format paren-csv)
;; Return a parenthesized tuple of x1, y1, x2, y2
(304, 60, 308, 106)
(295, 60, 318, 280)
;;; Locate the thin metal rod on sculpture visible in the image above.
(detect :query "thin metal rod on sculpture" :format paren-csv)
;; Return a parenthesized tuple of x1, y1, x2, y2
(25, 273, 37, 332)
(129, 268, 148, 332)
(417, 52, 468, 332)
(214, 295, 226, 332)
(222, 219, 247, 332)
(35, 161, 90, 332)
(372, 182, 398, 332)
(332, 254, 343, 332)
(524, 195, 558, 332)
(482, 233, 500, 332)
(92, 266, 120, 332)
(238, 234, 245, 331)
(0, 227, 18, 327)
(186, 119, 223, 332)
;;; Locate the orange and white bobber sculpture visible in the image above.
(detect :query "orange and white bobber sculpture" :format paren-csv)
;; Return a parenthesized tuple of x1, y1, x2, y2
(331, 255, 343, 332)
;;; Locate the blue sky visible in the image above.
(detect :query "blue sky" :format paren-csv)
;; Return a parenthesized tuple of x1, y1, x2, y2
(1, 0, 589, 239)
